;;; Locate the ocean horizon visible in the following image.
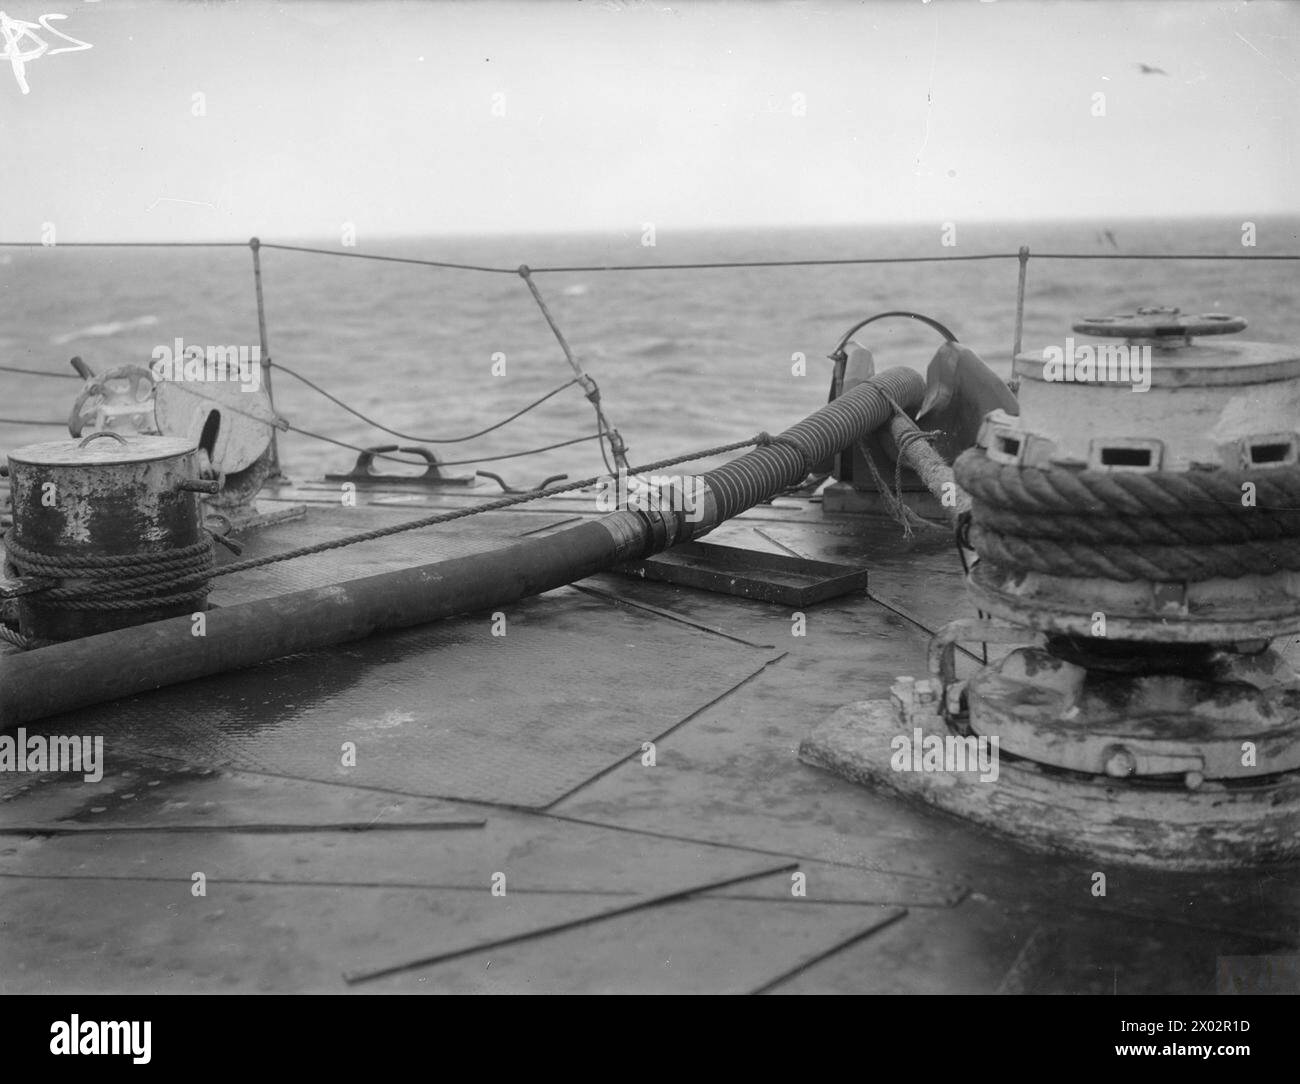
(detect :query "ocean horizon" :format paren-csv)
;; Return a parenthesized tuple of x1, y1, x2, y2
(3, 216, 1297, 483)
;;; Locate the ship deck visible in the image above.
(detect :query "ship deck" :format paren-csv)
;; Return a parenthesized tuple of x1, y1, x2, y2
(2, 481, 1297, 994)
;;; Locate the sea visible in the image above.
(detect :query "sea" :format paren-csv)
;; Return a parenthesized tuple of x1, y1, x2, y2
(2, 217, 1297, 484)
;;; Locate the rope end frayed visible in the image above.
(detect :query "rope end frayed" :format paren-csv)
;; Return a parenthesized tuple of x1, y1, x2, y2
(858, 429, 948, 538)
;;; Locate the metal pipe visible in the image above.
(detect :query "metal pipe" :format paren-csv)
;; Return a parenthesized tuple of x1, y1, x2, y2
(0, 518, 641, 727)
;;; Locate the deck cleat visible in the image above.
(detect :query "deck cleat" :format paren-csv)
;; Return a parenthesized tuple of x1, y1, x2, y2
(803, 308, 1300, 870)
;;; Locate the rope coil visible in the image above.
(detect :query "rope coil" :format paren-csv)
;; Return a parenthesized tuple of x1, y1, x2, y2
(953, 448, 1300, 582)
(3, 536, 215, 611)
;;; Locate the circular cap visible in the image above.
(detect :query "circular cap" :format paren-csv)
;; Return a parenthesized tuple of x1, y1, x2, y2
(7, 434, 197, 467)
(1072, 307, 1246, 339)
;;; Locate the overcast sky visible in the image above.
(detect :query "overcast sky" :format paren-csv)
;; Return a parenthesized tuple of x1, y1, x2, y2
(1, 0, 1296, 239)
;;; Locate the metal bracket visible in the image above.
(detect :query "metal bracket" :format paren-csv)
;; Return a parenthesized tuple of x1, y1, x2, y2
(928, 617, 1047, 688)
(1072, 307, 1246, 345)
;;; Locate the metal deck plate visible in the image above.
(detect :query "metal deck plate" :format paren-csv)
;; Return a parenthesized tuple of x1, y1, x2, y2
(24, 588, 776, 808)
(0, 869, 905, 993)
(0, 764, 934, 994)
(363, 896, 907, 994)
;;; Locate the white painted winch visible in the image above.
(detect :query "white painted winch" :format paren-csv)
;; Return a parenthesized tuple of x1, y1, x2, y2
(968, 307, 1300, 642)
(804, 306, 1300, 870)
(952, 307, 1300, 817)
(989, 307, 1299, 475)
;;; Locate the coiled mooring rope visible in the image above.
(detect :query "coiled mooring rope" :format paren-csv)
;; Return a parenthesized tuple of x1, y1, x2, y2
(954, 448, 1300, 582)
(2, 536, 215, 612)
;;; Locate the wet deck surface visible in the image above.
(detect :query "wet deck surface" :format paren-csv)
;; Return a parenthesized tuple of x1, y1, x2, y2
(2, 482, 1298, 993)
